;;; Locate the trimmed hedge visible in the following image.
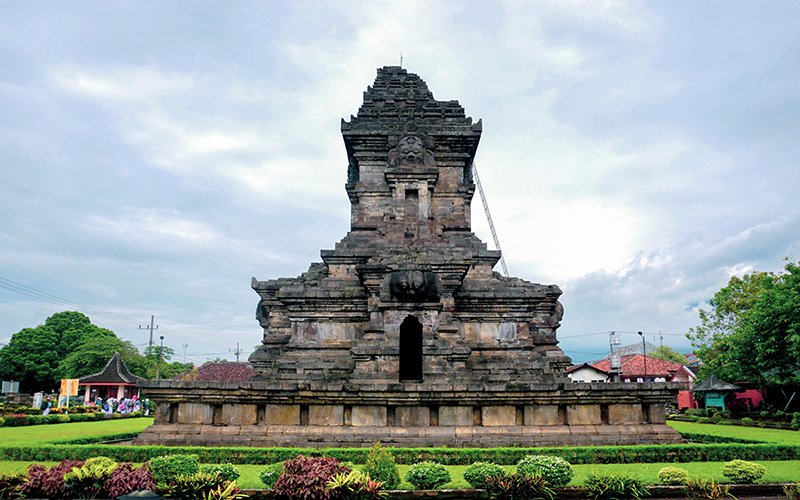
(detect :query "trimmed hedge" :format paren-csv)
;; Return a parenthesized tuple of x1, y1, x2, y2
(0, 442, 798, 465)
(0, 411, 146, 427)
(680, 433, 763, 444)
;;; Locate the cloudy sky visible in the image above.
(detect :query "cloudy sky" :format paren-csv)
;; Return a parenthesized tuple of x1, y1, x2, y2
(1, 1, 798, 365)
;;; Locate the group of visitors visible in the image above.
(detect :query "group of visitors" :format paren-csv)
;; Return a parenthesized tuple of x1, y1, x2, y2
(93, 395, 149, 415)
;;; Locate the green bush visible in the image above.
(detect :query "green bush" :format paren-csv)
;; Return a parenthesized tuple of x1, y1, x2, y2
(200, 463, 240, 482)
(159, 471, 226, 498)
(63, 458, 119, 498)
(405, 462, 451, 490)
(720, 459, 766, 483)
(484, 473, 554, 500)
(657, 466, 688, 485)
(463, 462, 506, 489)
(259, 462, 284, 489)
(325, 470, 385, 499)
(740, 417, 754, 425)
(147, 454, 200, 485)
(362, 442, 400, 490)
(516, 455, 573, 487)
(584, 472, 648, 500)
(0, 417, 4, 427)
(685, 478, 733, 499)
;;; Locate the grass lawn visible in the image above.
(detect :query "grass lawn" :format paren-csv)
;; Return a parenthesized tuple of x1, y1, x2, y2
(667, 420, 800, 445)
(0, 417, 153, 445)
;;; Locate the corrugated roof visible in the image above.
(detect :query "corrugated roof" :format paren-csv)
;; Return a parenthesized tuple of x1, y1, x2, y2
(692, 373, 740, 392)
(79, 352, 143, 384)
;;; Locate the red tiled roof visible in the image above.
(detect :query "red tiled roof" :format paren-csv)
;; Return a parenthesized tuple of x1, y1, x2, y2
(175, 362, 255, 382)
(592, 354, 689, 380)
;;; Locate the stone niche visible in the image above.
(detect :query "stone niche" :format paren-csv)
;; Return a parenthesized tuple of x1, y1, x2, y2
(137, 66, 682, 447)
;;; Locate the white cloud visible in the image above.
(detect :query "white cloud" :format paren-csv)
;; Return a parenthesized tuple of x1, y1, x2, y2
(85, 208, 220, 246)
(50, 66, 193, 101)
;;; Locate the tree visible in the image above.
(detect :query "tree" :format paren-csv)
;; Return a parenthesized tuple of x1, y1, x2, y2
(58, 335, 143, 379)
(687, 260, 800, 390)
(0, 311, 142, 391)
(649, 345, 687, 364)
(742, 261, 800, 386)
(0, 327, 62, 392)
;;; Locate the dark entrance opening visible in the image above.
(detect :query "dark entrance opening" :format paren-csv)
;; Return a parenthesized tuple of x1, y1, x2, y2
(400, 316, 423, 381)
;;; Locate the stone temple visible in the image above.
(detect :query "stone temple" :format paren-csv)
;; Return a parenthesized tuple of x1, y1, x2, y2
(137, 67, 681, 447)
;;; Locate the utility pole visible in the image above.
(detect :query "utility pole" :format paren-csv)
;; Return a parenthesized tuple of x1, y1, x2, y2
(139, 315, 159, 348)
(230, 342, 243, 362)
(638, 331, 647, 382)
(182, 343, 189, 364)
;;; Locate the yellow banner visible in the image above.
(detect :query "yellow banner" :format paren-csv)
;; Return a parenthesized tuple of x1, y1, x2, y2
(59, 378, 80, 397)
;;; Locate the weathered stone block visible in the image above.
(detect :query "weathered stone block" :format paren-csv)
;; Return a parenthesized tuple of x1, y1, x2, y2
(482, 406, 516, 426)
(264, 404, 300, 425)
(177, 403, 213, 425)
(396, 406, 430, 427)
(352, 406, 387, 427)
(648, 403, 666, 424)
(309, 405, 344, 426)
(525, 405, 561, 426)
(222, 404, 257, 426)
(608, 404, 643, 425)
(566, 404, 601, 425)
(439, 406, 473, 426)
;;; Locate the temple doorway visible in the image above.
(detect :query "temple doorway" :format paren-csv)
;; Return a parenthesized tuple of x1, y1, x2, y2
(399, 316, 423, 381)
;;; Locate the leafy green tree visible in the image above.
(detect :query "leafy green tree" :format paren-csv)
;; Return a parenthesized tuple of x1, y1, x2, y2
(687, 260, 800, 391)
(58, 335, 143, 379)
(0, 311, 145, 391)
(142, 344, 192, 379)
(741, 261, 800, 386)
(649, 345, 687, 364)
(687, 271, 775, 384)
(0, 326, 62, 392)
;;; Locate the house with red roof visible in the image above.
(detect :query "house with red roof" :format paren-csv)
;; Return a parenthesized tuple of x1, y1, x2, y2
(592, 354, 696, 385)
(566, 363, 610, 383)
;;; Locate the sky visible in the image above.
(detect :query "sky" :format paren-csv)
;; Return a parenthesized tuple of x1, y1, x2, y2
(1, 1, 798, 366)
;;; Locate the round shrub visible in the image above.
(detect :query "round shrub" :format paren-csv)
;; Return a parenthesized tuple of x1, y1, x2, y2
(721, 460, 766, 484)
(147, 454, 200, 485)
(405, 462, 451, 490)
(585, 473, 648, 500)
(259, 462, 284, 489)
(517, 455, 574, 487)
(740, 417, 754, 425)
(658, 466, 689, 485)
(363, 442, 400, 490)
(464, 462, 506, 489)
(200, 463, 240, 482)
(0, 417, 5, 427)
